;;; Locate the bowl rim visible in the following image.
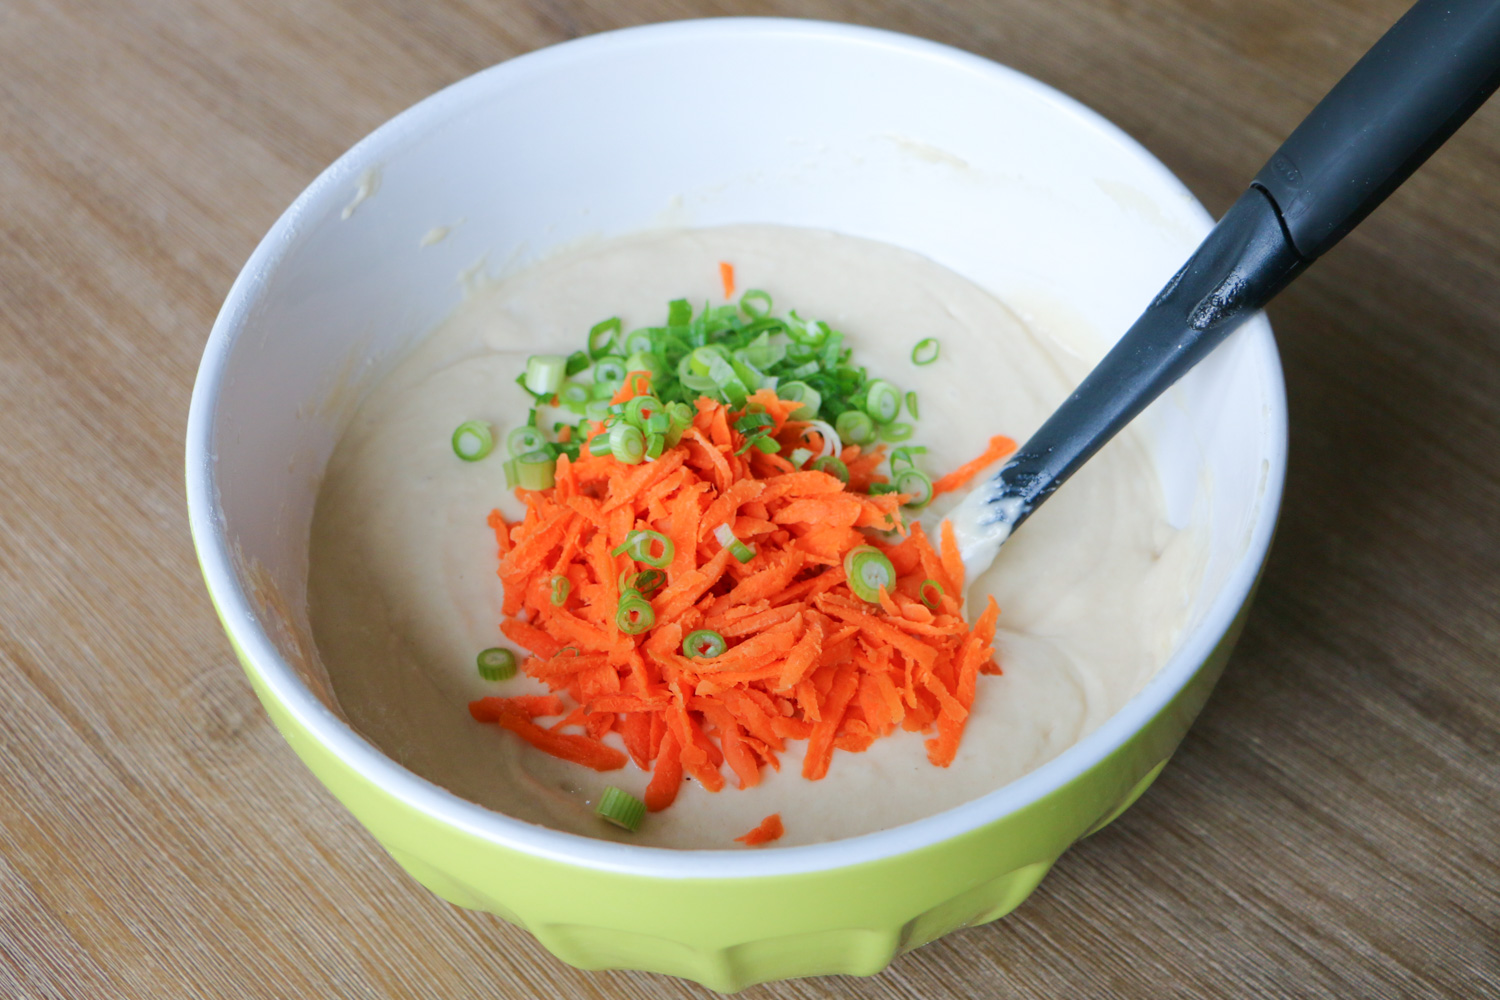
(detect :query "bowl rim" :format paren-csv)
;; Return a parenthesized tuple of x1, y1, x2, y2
(185, 16, 1286, 879)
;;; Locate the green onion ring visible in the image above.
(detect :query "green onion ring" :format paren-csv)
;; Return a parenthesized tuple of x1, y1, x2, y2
(588, 317, 622, 358)
(507, 425, 546, 456)
(739, 289, 773, 318)
(879, 421, 915, 443)
(777, 380, 822, 419)
(476, 647, 517, 681)
(514, 450, 556, 490)
(835, 410, 875, 446)
(895, 467, 934, 508)
(616, 596, 656, 635)
(612, 529, 674, 568)
(912, 338, 940, 365)
(624, 329, 656, 355)
(524, 354, 567, 396)
(451, 421, 494, 462)
(596, 786, 646, 832)
(919, 579, 945, 610)
(549, 575, 571, 606)
(812, 456, 850, 483)
(624, 395, 663, 430)
(609, 422, 646, 465)
(624, 350, 663, 377)
(863, 380, 902, 424)
(594, 356, 628, 387)
(682, 629, 728, 659)
(889, 445, 927, 472)
(843, 545, 897, 603)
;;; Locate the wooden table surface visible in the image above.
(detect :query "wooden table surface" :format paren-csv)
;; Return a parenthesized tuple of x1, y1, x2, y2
(3, 0, 1498, 996)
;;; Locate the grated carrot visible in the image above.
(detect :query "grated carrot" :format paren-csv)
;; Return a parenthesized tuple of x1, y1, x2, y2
(468, 376, 1004, 817)
(930, 435, 1019, 496)
(734, 813, 785, 846)
(719, 261, 735, 299)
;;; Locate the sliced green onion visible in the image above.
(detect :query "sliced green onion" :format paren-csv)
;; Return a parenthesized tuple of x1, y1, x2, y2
(502, 457, 519, 488)
(559, 383, 592, 412)
(688, 345, 721, 374)
(868, 483, 901, 496)
(644, 411, 671, 435)
(550, 575, 571, 606)
(736, 332, 786, 371)
(626, 569, 666, 594)
(740, 289, 772, 318)
(905, 390, 919, 419)
(919, 579, 945, 611)
(735, 412, 776, 434)
(813, 456, 849, 483)
(624, 329, 656, 354)
(451, 421, 494, 462)
(800, 420, 841, 459)
(863, 380, 902, 424)
(609, 422, 646, 465)
(514, 450, 556, 490)
(612, 529, 674, 568)
(895, 468, 934, 508)
(588, 317, 622, 358)
(625, 350, 663, 377)
(624, 395, 663, 430)
(585, 400, 611, 423)
(835, 410, 875, 446)
(616, 595, 656, 635)
(594, 356, 628, 387)
(912, 338, 940, 365)
(704, 352, 749, 406)
(777, 380, 822, 419)
(476, 647, 517, 681)
(786, 311, 829, 347)
(889, 445, 927, 472)
(524, 354, 567, 396)
(507, 425, 547, 456)
(788, 447, 814, 468)
(667, 298, 693, 327)
(676, 353, 719, 393)
(596, 786, 646, 832)
(565, 351, 591, 377)
(682, 629, 728, 659)
(843, 546, 897, 603)
(714, 523, 756, 563)
(879, 421, 915, 443)
(644, 431, 666, 460)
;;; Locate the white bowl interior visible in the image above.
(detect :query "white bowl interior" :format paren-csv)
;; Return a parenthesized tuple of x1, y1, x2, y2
(189, 19, 1283, 875)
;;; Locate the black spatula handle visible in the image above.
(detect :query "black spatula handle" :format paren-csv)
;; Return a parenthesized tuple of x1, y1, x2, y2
(981, 0, 1500, 536)
(1256, 0, 1500, 261)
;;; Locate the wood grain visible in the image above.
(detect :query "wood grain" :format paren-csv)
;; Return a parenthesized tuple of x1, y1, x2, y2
(2, 0, 1497, 996)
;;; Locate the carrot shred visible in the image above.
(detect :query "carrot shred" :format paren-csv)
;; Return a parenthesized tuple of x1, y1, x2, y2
(931, 434, 1018, 496)
(719, 261, 735, 299)
(734, 813, 784, 846)
(469, 376, 1008, 819)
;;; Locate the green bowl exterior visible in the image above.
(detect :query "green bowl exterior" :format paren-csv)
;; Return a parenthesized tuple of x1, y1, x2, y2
(208, 575, 1258, 993)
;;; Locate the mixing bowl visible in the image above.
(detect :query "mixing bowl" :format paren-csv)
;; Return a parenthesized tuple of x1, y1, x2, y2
(185, 18, 1284, 991)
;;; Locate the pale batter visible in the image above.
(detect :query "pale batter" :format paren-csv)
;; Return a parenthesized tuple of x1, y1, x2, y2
(307, 225, 1204, 848)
